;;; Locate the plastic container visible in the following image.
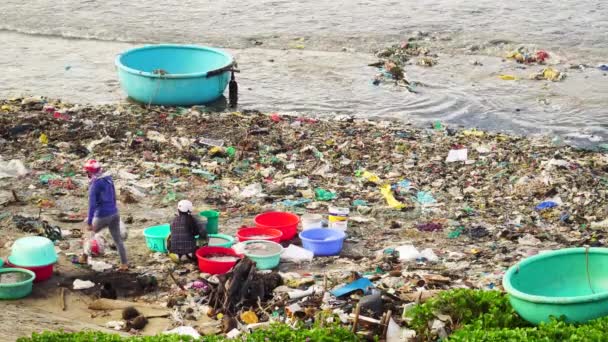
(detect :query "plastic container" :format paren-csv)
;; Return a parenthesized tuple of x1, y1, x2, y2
(5, 260, 54, 283)
(241, 240, 283, 270)
(199, 210, 219, 234)
(8, 236, 57, 267)
(208, 234, 235, 248)
(236, 227, 283, 243)
(328, 206, 349, 231)
(0, 268, 36, 300)
(503, 247, 608, 324)
(254, 212, 300, 241)
(299, 228, 346, 256)
(115, 44, 234, 106)
(143, 224, 170, 253)
(195, 246, 241, 274)
(301, 213, 323, 230)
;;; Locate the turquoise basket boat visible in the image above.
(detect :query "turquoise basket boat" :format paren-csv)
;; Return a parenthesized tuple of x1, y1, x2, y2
(115, 44, 234, 106)
(503, 247, 608, 324)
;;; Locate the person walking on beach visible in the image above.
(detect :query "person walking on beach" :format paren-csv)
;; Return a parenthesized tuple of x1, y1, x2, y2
(168, 200, 207, 262)
(84, 159, 128, 271)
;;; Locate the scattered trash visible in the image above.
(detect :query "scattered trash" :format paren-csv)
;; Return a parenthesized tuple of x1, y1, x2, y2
(2, 98, 608, 339)
(328, 206, 349, 230)
(280, 245, 314, 263)
(531, 68, 566, 81)
(415, 191, 436, 205)
(163, 326, 201, 339)
(535, 201, 558, 210)
(331, 278, 374, 297)
(314, 188, 337, 201)
(0, 159, 28, 178)
(446, 148, 468, 163)
(507, 48, 550, 64)
(499, 75, 518, 81)
(73, 279, 96, 290)
(380, 184, 407, 209)
(417, 222, 443, 232)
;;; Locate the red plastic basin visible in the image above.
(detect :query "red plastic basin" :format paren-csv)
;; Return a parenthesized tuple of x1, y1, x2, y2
(195, 246, 242, 275)
(5, 260, 54, 283)
(236, 227, 283, 243)
(254, 211, 300, 241)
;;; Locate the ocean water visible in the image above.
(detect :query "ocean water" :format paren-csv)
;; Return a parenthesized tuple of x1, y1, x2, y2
(1, 0, 607, 145)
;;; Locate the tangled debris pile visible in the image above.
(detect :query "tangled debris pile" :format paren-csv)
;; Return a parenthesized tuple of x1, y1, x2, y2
(2, 97, 608, 339)
(369, 39, 437, 88)
(506, 48, 550, 64)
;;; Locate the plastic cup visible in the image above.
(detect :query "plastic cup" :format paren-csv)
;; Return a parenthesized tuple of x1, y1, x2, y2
(199, 210, 219, 234)
(301, 213, 323, 230)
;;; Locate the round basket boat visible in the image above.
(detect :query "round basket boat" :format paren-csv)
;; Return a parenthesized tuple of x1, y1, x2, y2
(115, 44, 234, 106)
(503, 247, 608, 324)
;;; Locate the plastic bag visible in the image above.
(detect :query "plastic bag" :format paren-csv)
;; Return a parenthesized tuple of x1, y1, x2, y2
(119, 220, 128, 240)
(84, 234, 106, 256)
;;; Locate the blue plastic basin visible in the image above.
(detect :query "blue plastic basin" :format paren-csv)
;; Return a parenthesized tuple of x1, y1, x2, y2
(115, 44, 233, 106)
(299, 228, 346, 256)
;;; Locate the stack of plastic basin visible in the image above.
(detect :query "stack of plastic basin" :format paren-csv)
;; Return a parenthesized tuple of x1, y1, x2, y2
(6, 236, 58, 283)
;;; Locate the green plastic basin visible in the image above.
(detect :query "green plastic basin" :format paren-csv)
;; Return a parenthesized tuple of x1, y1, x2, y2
(503, 247, 608, 324)
(208, 234, 235, 248)
(242, 240, 283, 270)
(9, 236, 57, 267)
(0, 268, 36, 300)
(143, 224, 170, 253)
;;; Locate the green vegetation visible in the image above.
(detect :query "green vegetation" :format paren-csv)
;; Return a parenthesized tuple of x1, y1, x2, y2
(405, 288, 529, 339)
(406, 288, 608, 341)
(17, 324, 359, 342)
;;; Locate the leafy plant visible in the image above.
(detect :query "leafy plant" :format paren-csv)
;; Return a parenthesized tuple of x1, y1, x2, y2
(449, 316, 608, 341)
(17, 323, 359, 342)
(405, 289, 529, 339)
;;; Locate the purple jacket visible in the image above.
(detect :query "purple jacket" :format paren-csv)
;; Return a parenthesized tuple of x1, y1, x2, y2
(87, 173, 118, 225)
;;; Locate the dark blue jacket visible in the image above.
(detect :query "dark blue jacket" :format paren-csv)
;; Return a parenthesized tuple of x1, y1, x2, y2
(87, 174, 118, 225)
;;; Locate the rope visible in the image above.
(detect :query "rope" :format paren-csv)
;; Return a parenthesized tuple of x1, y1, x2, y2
(148, 70, 166, 109)
(586, 246, 595, 294)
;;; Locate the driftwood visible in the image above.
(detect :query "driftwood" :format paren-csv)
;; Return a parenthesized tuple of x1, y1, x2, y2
(207, 258, 282, 315)
(59, 288, 66, 311)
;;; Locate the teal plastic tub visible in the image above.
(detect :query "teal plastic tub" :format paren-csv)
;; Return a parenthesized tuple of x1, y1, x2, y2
(143, 224, 170, 253)
(242, 240, 283, 270)
(0, 268, 35, 300)
(503, 247, 608, 324)
(208, 234, 235, 248)
(115, 44, 234, 106)
(8, 236, 57, 267)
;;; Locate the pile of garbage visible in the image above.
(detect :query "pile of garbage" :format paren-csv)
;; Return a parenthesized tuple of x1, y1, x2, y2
(506, 48, 550, 64)
(369, 39, 437, 89)
(2, 97, 608, 339)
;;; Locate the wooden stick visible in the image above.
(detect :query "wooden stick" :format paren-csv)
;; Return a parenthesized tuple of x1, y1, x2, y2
(11, 190, 20, 203)
(382, 310, 392, 339)
(59, 288, 66, 311)
(168, 269, 185, 291)
(352, 303, 361, 333)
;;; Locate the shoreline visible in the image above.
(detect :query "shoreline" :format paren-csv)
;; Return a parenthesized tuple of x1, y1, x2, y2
(2, 30, 608, 148)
